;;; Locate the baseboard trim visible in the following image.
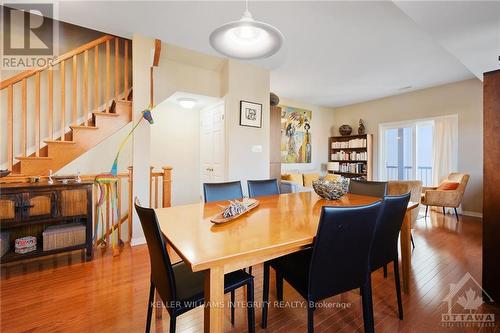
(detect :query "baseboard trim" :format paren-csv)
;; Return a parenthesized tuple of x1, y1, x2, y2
(461, 211, 483, 218)
(131, 236, 146, 246)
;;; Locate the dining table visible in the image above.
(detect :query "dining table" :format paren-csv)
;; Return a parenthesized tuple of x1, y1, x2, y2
(155, 191, 419, 333)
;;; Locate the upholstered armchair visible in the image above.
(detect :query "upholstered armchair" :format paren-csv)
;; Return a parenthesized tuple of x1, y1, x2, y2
(388, 180, 422, 249)
(421, 173, 470, 220)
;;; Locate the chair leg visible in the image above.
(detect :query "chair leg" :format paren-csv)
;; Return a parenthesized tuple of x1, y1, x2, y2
(411, 234, 415, 249)
(383, 265, 387, 278)
(393, 259, 404, 320)
(361, 276, 375, 333)
(230, 290, 235, 325)
(307, 301, 315, 333)
(261, 262, 270, 329)
(454, 208, 459, 220)
(276, 270, 284, 302)
(169, 315, 176, 333)
(247, 280, 255, 333)
(442, 207, 446, 215)
(146, 281, 155, 333)
(249, 266, 253, 275)
(425, 205, 428, 218)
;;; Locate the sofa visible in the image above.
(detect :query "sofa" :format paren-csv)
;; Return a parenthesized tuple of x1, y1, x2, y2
(280, 172, 341, 193)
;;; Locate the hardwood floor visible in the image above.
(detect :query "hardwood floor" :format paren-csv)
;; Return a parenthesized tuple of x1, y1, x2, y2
(1, 210, 499, 332)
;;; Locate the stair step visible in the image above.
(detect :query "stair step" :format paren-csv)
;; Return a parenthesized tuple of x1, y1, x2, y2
(93, 111, 119, 117)
(70, 125, 99, 130)
(44, 140, 76, 144)
(16, 156, 53, 161)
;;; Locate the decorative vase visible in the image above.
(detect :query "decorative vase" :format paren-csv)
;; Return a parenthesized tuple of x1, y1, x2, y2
(270, 92, 280, 106)
(339, 124, 352, 136)
(312, 177, 349, 200)
(358, 119, 366, 135)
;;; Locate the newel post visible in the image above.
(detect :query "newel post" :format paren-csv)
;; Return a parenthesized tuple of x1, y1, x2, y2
(162, 166, 172, 208)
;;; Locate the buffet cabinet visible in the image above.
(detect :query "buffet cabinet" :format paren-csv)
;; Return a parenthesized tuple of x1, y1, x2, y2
(0, 181, 93, 263)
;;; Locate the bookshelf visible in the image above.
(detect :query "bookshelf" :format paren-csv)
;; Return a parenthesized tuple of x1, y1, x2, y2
(328, 134, 373, 180)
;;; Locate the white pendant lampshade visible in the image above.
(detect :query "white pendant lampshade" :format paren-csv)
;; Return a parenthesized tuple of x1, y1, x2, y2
(209, 1, 284, 60)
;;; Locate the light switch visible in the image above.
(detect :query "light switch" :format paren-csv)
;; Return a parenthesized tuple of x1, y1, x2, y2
(251, 145, 263, 153)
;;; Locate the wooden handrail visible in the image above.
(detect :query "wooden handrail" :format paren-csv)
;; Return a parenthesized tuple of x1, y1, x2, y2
(0, 35, 114, 90)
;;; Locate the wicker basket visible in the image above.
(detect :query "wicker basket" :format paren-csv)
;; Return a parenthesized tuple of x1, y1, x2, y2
(43, 224, 86, 251)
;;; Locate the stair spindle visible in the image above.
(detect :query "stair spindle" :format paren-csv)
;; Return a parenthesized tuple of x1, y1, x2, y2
(72, 55, 77, 125)
(84, 50, 89, 125)
(21, 78, 27, 156)
(60, 60, 66, 141)
(48, 67, 53, 139)
(7, 85, 13, 169)
(94, 45, 99, 119)
(106, 40, 110, 113)
(35, 72, 41, 157)
(124, 40, 129, 97)
(115, 37, 119, 102)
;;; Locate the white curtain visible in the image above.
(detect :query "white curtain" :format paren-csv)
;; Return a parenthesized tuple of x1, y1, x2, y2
(432, 115, 458, 186)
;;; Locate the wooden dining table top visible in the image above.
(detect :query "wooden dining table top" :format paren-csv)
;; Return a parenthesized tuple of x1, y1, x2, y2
(155, 191, 417, 273)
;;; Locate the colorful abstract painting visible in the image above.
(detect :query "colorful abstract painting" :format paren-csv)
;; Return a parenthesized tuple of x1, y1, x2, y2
(280, 106, 312, 163)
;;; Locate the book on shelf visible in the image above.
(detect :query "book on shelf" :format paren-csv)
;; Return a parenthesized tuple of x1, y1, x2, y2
(334, 162, 366, 174)
(331, 150, 367, 161)
(331, 138, 367, 149)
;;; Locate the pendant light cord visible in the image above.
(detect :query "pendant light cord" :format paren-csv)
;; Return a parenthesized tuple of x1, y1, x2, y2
(245, 0, 249, 12)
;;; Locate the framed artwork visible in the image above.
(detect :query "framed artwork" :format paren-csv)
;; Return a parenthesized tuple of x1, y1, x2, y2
(240, 100, 262, 128)
(280, 106, 312, 163)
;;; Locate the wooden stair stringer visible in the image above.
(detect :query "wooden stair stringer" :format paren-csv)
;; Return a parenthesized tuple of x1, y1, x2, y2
(17, 99, 132, 176)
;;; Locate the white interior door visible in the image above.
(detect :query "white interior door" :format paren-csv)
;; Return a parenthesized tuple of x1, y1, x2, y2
(200, 102, 225, 185)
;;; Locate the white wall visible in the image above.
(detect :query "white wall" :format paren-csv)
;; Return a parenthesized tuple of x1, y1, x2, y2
(333, 79, 483, 214)
(279, 98, 335, 174)
(150, 101, 201, 205)
(131, 34, 153, 245)
(224, 60, 270, 196)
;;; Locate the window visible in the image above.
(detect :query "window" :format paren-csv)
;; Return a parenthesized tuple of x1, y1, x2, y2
(379, 120, 434, 186)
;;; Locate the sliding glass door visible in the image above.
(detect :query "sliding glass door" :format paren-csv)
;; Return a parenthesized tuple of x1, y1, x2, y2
(380, 120, 433, 186)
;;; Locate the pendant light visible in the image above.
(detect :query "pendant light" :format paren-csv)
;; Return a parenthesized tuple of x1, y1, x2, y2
(209, 0, 284, 60)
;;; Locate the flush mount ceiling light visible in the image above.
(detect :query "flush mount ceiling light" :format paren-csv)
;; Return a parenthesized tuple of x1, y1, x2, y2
(177, 98, 197, 109)
(209, 0, 284, 60)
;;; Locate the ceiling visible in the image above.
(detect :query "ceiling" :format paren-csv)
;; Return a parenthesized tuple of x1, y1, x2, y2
(49, 1, 497, 107)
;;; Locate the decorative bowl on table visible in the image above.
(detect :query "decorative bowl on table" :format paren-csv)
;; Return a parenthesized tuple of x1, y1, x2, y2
(312, 177, 349, 200)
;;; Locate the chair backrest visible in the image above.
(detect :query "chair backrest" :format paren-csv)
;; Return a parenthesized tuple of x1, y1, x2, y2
(308, 201, 382, 301)
(247, 179, 280, 197)
(134, 198, 177, 305)
(388, 180, 422, 225)
(349, 179, 387, 198)
(447, 172, 470, 196)
(370, 193, 411, 271)
(203, 181, 243, 203)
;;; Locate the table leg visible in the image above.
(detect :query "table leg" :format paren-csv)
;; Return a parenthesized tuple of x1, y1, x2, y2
(400, 212, 411, 294)
(204, 266, 224, 333)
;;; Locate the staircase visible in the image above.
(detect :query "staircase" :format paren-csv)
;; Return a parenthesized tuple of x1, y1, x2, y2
(1, 35, 132, 176)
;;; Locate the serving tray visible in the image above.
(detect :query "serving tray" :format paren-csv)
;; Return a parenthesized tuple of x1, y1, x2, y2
(210, 199, 260, 224)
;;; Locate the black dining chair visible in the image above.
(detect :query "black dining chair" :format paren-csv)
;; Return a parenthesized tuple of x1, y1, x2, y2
(203, 181, 243, 203)
(134, 199, 255, 333)
(370, 193, 410, 320)
(348, 179, 400, 276)
(247, 179, 280, 197)
(349, 179, 388, 198)
(202, 180, 245, 319)
(261, 201, 383, 333)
